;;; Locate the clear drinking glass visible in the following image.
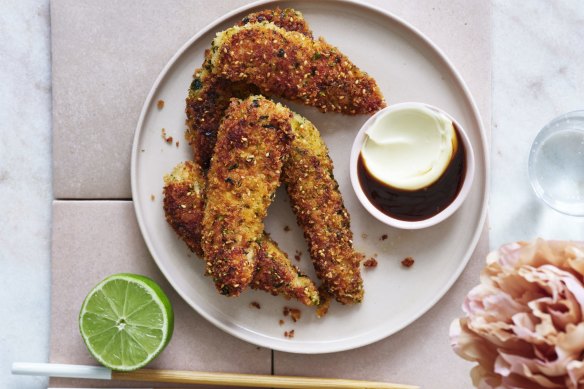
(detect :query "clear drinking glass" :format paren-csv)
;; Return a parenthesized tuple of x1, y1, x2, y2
(528, 111, 584, 216)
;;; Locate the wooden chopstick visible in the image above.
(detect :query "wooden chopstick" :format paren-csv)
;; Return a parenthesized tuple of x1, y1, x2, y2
(113, 368, 419, 389)
(12, 362, 418, 389)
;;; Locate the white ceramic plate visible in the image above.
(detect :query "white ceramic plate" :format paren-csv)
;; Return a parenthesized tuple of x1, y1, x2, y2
(131, 0, 488, 354)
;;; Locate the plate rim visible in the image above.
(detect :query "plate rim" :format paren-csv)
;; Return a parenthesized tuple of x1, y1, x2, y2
(131, 0, 490, 354)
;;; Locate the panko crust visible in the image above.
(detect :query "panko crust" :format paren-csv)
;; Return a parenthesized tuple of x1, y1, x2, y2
(163, 161, 320, 306)
(185, 8, 313, 170)
(210, 22, 385, 115)
(238, 7, 313, 38)
(163, 161, 206, 256)
(201, 96, 293, 296)
(283, 114, 364, 304)
(254, 239, 320, 306)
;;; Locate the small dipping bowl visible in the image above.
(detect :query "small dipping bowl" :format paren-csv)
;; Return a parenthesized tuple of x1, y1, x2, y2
(350, 102, 475, 229)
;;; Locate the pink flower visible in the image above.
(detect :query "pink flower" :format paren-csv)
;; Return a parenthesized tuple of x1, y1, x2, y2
(451, 239, 584, 388)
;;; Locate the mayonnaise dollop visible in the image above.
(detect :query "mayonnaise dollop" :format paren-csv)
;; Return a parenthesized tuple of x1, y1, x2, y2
(361, 105, 457, 191)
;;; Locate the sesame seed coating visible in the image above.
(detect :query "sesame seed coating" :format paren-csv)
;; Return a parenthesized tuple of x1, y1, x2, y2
(284, 115, 364, 304)
(201, 96, 293, 297)
(163, 161, 206, 255)
(185, 8, 313, 170)
(163, 160, 319, 305)
(209, 22, 385, 115)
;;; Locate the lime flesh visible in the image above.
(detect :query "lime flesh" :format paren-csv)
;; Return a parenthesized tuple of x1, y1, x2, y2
(79, 273, 174, 371)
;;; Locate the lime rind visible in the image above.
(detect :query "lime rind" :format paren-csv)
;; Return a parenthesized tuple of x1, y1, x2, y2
(79, 273, 174, 371)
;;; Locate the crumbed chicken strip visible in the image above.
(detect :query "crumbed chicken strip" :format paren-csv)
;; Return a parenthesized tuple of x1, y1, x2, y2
(283, 114, 364, 304)
(185, 8, 313, 170)
(253, 239, 319, 305)
(202, 96, 293, 296)
(163, 161, 319, 306)
(163, 161, 206, 255)
(209, 22, 385, 115)
(185, 75, 257, 170)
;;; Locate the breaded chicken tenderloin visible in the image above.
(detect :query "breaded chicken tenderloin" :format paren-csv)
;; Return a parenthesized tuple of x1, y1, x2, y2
(163, 161, 206, 255)
(283, 114, 364, 304)
(185, 8, 313, 170)
(163, 161, 319, 306)
(209, 22, 385, 115)
(238, 7, 313, 38)
(201, 96, 293, 296)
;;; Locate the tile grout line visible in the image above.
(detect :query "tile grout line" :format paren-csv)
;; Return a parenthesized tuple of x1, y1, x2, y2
(53, 196, 277, 377)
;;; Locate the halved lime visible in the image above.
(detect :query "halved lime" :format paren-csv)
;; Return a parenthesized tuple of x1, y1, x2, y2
(79, 273, 174, 371)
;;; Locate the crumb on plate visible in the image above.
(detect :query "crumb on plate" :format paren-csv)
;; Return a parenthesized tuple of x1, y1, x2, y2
(283, 306, 301, 322)
(294, 250, 302, 262)
(157, 99, 165, 109)
(363, 258, 378, 268)
(161, 128, 173, 144)
(401, 256, 415, 268)
(250, 301, 261, 309)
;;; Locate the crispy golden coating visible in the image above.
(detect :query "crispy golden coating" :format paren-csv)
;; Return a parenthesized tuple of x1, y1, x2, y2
(238, 7, 313, 38)
(283, 114, 364, 304)
(163, 161, 319, 306)
(185, 8, 313, 170)
(201, 96, 293, 296)
(185, 76, 257, 170)
(163, 161, 206, 256)
(254, 239, 320, 305)
(209, 22, 385, 115)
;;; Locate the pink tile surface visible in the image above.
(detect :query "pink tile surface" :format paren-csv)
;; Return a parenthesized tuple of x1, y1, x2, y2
(49, 201, 270, 388)
(51, 0, 251, 199)
(51, 0, 491, 199)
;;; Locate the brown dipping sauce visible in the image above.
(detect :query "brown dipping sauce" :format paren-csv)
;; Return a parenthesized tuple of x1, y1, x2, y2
(357, 126, 466, 222)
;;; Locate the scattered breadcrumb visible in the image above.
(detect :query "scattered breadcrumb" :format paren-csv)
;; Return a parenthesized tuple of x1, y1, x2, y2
(294, 250, 302, 262)
(284, 330, 295, 338)
(161, 128, 173, 144)
(373, 253, 378, 258)
(150, 194, 155, 201)
(316, 304, 329, 318)
(157, 99, 165, 109)
(380, 234, 388, 241)
(283, 306, 301, 322)
(279, 319, 284, 326)
(283, 225, 291, 232)
(401, 256, 415, 268)
(361, 233, 368, 239)
(176, 141, 180, 148)
(141, 149, 145, 152)
(249, 301, 261, 309)
(363, 258, 378, 268)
